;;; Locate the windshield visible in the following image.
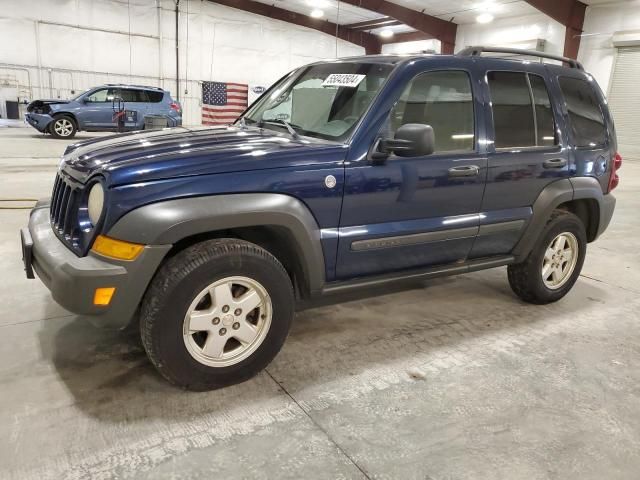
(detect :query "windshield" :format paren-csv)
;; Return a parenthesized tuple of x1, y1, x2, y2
(243, 62, 394, 142)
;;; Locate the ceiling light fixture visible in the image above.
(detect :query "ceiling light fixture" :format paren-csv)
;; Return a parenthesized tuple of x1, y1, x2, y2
(379, 29, 394, 38)
(476, 13, 494, 23)
(310, 9, 324, 18)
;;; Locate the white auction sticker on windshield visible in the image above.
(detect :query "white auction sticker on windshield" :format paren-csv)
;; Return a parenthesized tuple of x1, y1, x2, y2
(322, 74, 366, 88)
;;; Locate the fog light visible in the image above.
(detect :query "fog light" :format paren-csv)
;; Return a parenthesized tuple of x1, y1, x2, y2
(92, 235, 144, 260)
(94, 287, 116, 306)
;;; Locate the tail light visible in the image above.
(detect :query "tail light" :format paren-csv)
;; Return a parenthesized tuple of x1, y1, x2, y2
(608, 152, 622, 192)
(170, 102, 181, 113)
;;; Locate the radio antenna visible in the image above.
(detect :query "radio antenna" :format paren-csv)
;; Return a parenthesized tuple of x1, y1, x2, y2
(335, 0, 341, 58)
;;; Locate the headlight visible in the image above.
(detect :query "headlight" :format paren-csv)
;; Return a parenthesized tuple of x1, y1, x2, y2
(87, 183, 104, 225)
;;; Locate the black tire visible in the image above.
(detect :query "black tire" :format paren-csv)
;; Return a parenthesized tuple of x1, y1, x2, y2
(48, 115, 77, 139)
(140, 238, 294, 391)
(508, 210, 587, 304)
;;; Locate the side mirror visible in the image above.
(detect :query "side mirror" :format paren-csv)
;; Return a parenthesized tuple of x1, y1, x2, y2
(82, 97, 91, 103)
(372, 123, 435, 162)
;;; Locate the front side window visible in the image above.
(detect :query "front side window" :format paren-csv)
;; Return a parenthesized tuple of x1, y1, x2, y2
(390, 70, 475, 153)
(86, 88, 118, 103)
(488, 71, 558, 149)
(244, 62, 393, 141)
(86, 89, 108, 103)
(558, 77, 607, 147)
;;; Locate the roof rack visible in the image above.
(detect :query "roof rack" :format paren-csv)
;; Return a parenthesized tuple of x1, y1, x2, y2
(457, 46, 583, 70)
(103, 83, 164, 90)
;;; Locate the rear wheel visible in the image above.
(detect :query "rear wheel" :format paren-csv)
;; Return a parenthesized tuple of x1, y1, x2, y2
(140, 238, 294, 390)
(49, 115, 77, 139)
(508, 210, 587, 304)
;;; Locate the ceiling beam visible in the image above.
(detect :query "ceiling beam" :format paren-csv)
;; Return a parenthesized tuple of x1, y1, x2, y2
(524, 0, 587, 59)
(335, 0, 457, 53)
(206, 0, 382, 54)
(344, 17, 402, 31)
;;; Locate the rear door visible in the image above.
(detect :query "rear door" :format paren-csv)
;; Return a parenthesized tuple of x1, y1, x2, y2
(118, 88, 147, 130)
(470, 64, 570, 259)
(336, 66, 488, 279)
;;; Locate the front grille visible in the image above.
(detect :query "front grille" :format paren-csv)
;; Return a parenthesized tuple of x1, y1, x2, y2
(50, 172, 82, 252)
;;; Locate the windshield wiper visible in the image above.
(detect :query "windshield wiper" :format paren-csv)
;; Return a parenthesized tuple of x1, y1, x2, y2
(259, 118, 299, 139)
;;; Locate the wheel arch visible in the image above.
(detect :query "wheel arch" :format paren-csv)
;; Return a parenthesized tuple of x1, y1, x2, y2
(106, 194, 327, 298)
(51, 111, 79, 129)
(513, 177, 605, 261)
(556, 198, 599, 242)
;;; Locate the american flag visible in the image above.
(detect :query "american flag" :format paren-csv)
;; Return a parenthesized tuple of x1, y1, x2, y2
(202, 81, 248, 125)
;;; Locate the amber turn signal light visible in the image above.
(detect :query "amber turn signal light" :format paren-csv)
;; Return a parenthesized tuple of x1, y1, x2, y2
(93, 287, 116, 306)
(91, 235, 144, 261)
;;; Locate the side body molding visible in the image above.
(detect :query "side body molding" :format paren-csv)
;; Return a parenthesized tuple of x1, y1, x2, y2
(512, 177, 610, 261)
(107, 193, 327, 294)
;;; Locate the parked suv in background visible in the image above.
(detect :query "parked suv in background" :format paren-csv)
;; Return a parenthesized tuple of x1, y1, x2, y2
(21, 48, 620, 390)
(25, 84, 182, 139)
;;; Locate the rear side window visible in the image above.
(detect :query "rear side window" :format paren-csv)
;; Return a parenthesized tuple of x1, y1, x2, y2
(558, 77, 607, 147)
(530, 75, 556, 146)
(392, 70, 474, 153)
(488, 71, 557, 148)
(146, 90, 165, 102)
(119, 89, 149, 102)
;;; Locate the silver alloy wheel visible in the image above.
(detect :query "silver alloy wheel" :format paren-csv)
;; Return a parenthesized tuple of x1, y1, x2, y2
(541, 232, 579, 290)
(53, 118, 74, 137)
(183, 276, 272, 367)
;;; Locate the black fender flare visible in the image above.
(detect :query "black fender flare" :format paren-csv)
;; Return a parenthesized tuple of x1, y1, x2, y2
(512, 177, 608, 261)
(107, 193, 326, 294)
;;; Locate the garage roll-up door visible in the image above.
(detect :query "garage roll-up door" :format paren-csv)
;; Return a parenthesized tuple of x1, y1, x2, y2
(608, 46, 640, 159)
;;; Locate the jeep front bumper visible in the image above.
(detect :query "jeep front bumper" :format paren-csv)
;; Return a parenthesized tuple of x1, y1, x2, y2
(22, 201, 171, 326)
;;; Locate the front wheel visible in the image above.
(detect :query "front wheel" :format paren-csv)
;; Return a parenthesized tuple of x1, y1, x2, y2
(49, 115, 77, 139)
(140, 238, 294, 390)
(508, 210, 587, 304)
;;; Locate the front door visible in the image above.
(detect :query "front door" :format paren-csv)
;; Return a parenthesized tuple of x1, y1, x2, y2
(81, 87, 119, 129)
(336, 69, 487, 280)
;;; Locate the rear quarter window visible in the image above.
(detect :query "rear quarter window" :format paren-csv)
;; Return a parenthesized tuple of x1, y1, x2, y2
(146, 90, 165, 102)
(558, 77, 607, 147)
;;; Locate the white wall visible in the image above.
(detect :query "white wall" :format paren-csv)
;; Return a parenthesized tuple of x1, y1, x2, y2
(578, 1, 640, 94)
(455, 12, 566, 55)
(0, 0, 364, 125)
(381, 39, 441, 54)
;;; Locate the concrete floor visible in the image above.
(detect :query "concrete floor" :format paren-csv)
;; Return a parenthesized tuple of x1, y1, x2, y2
(1, 126, 640, 480)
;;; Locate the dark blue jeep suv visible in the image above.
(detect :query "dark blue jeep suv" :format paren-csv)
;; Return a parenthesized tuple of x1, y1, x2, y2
(21, 48, 620, 390)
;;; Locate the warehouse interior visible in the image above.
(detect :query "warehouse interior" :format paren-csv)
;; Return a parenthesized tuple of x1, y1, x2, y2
(1, 0, 640, 478)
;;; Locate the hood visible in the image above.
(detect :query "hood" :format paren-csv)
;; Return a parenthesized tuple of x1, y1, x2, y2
(61, 126, 346, 186)
(27, 99, 70, 113)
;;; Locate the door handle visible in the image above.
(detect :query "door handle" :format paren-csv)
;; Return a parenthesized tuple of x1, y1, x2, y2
(543, 158, 567, 169)
(448, 165, 480, 177)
